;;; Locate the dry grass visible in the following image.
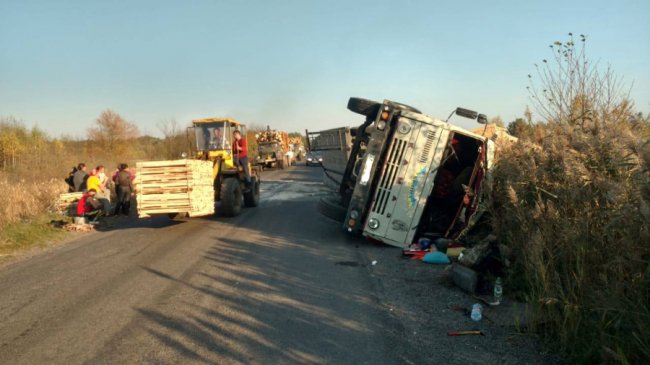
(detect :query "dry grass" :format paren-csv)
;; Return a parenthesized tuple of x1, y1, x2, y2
(0, 175, 69, 256)
(490, 116, 650, 363)
(0, 176, 67, 229)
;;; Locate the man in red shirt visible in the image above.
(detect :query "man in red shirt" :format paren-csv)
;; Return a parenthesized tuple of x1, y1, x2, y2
(232, 130, 252, 192)
(76, 189, 102, 223)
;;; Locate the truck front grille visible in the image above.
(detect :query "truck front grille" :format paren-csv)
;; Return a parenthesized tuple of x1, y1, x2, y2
(372, 138, 407, 215)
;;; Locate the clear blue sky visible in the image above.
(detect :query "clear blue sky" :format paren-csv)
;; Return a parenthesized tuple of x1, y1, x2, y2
(1, 0, 648, 137)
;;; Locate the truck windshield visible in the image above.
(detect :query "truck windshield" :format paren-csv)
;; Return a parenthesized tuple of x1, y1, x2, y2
(258, 142, 278, 154)
(195, 122, 230, 151)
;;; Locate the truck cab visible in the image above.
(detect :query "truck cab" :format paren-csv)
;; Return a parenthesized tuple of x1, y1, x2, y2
(339, 98, 491, 248)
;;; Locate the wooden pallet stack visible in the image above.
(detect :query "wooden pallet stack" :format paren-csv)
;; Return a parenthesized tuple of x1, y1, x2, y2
(134, 160, 215, 218)
(55, 192, 83, 215)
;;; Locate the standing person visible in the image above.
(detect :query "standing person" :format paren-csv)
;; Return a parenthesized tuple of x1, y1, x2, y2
(73, 163, 88, 192)
(93, 165, 112, 215)
(232, 130, 251, 192)
(114, 163, 134, 216)
(65, 166, 78, 192)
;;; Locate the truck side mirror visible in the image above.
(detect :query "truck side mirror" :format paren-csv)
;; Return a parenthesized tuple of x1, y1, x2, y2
(455, 107, 479, 119)
(477, 114, 488, 124)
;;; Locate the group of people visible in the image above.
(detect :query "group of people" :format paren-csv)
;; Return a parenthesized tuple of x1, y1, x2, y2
(65, 128, 252, 223)
(65, 163, 135, 222)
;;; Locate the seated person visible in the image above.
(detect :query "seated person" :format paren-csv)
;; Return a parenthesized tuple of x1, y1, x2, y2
(76, 189, 103, 223)
(208, 127, 230, 150)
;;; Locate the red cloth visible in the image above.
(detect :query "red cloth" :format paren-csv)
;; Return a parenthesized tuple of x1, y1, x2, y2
(76, 192, 94, 216)
(233, 138, 248, 158)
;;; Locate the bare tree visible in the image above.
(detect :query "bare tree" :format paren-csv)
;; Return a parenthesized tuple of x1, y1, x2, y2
(527, 33, 632, 127)
(87, 110, 139, 157)
(157, 119, 188, 159)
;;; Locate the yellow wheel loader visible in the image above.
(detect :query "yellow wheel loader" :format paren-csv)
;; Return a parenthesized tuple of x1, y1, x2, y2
(190, 118, 260, 217)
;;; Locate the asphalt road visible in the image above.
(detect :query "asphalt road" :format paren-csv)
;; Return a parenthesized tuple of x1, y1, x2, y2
(0, 165, 556, 365)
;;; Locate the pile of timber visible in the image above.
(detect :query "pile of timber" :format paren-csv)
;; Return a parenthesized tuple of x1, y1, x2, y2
(134, 160, 215, 218)
(256, 129, 285, 144)
(55, 192, 83, 215)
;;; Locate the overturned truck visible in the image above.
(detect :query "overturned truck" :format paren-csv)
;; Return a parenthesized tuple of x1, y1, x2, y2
(320, 97, 494, 248)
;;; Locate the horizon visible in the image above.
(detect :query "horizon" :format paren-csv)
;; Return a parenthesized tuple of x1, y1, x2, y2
(2, 0, 648, 139)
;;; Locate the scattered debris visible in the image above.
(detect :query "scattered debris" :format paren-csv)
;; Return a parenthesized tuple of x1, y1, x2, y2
(422, 251, 450, 264)
(471, 303, 483, 321)
(451, 264, 479, 293)
(335, 261, 360, 267)
(458, 234, 496, 267)
(447, 330, 484, 336)
(62, 223, 94, 232)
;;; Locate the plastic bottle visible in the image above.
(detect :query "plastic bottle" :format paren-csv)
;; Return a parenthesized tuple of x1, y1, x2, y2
(493, 277, 503, 305)
(471, 303, 482, 321)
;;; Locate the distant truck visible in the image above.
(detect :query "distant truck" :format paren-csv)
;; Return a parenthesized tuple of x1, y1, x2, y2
(255, 127, 293, 169)
(305, 127, 356, 191)
(318, 97, 495, 248)
(288, 136, 306, 161)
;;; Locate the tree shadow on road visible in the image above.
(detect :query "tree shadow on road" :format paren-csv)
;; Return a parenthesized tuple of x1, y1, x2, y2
(126, 199, 416, 364)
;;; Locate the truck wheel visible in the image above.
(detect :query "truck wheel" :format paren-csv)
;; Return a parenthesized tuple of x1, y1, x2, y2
(386, 100, 421, 114)
(220, 178, 242, 216)
(347, 97, 381, 116)
(278, 159, 285, 169)
(243, 177, 260, 207)
(318, 196, 347, 222)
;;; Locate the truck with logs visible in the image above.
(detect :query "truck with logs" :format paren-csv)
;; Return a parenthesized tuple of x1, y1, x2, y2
(255, 127, 293, 169)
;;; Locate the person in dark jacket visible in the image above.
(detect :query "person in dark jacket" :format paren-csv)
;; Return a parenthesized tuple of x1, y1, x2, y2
(73, 163, 89, 192)
(113, 163, 134, 216)
(65, 166, 78, 192)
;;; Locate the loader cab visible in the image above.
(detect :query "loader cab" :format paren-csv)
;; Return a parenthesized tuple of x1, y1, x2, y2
(196, 122, 231, 151)
(189, 117, 259, 217)
(341, 98, 490, 248)
(191, 118, 248, 167)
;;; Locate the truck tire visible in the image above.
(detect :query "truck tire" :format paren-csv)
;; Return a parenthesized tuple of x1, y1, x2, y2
(243, 176, 260, 207)
(386, 100, 421, 114)
(220, 178, 242, 217)
(347, 97, 381, 116)
(318, 196, 347, 223)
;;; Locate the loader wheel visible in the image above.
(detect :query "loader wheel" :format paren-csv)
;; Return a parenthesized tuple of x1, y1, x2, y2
(220, 178, 242, 217)
(347, 97, 381, 116)
(318, 196, 347, 222)
(244, 176, 260, 207)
